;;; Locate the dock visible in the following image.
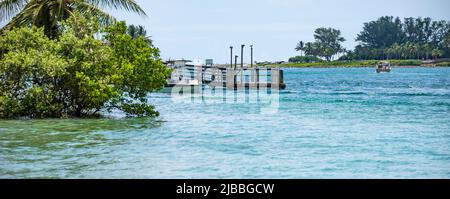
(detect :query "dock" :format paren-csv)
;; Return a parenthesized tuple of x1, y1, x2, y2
(166, 60, 286, 90)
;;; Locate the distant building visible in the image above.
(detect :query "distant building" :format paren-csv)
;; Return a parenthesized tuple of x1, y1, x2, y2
(165, 59, 193, 68)
(205, 59, 214, 66)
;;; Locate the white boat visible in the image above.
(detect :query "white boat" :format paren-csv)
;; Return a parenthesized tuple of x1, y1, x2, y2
(376, 61, 391, 73)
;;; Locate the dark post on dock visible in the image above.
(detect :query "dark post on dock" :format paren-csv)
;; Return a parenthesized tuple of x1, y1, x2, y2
(230, 46, 233, 69)
(241, 44, 245, 68)
(250, 45, 253, 68)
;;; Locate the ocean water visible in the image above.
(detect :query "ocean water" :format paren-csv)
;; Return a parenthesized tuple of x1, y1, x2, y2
(1, 67, 450, 179)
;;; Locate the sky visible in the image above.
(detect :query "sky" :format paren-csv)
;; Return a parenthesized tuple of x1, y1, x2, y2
(2, 0, 450, 63)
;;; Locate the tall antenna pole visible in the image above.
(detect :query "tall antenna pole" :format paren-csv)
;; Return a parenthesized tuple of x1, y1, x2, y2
(230, 46, 233, 68)
(241, 44, 245, 68)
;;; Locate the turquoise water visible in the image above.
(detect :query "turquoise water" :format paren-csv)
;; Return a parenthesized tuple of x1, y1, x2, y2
(1, 67, 450, 178)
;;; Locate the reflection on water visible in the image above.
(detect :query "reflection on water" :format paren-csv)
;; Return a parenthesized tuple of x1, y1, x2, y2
(0, 118, 162, 178)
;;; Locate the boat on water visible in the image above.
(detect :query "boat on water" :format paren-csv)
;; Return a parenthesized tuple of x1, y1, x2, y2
(376, 61, 391, 73)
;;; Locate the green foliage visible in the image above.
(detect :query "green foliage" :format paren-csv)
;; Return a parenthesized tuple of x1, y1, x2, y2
(295, 41, 305, 56)
(127, 24, 153, 46)
(288, 55, 322, 63)
(104, 21, 172, 117)
(0, 26, 68, 118)
(350, 16, 450, 60)
(356, 16, 405, 48)
(0, 0, 146, 38)
(436, 62, 450, 67)
(0, 15, 171, 119)
(294, 16, 450, 61)
(295, 27, 346, 61)
(277, 60, 423, 68)
(388, 59, 422, 66)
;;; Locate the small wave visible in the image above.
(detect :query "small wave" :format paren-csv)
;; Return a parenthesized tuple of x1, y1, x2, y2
(331, 91, 366, 95)
(331, 99, 351, 103)
(386, 92, 450, 97)
(309, 91, 367, 95)
(281, 90, 303, 94)
(430, 102, 450, 106)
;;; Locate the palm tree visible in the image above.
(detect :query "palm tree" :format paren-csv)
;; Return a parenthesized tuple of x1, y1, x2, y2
(431, 48, 443, 60)
(404, 42, 414, 59)
(303, 42, 314, 57)
(413, 43, 420, 59)
(0, 0, 146, 38)
(127, 24, 152, 45)
(392, 43, 401, 59)
(423, 43, 431, 60)
(295, 41, 304, 56)
(446, 35, 450, 49)
(385, 46, 394, 60)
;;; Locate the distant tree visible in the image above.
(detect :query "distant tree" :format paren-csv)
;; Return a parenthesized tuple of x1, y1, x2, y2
(432, 48, 444, 59)
(127, 25, 153, 46)
(413, 43, 420, 59)
(295, 41, 305, 56)
(302, 27, 345, 61)
(303, 42, 316, 57)
(444, 33, 450, 57)
(446, 35, 450, 48)
(389, 44, 398, 59)
(356, 16, 405, 48)
(423, 43, 432, 60)
(353, 16, 450, 60)
(385, 46, 395, 59)
(294, 16, 450, 61)
(404, 17, 424, 43)
(429, 20, 450, 47)
(404, 42, 415, 59)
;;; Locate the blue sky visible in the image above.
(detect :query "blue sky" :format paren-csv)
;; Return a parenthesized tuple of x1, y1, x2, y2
(112, 0, 450, 63)
(2, 0, 450, 63)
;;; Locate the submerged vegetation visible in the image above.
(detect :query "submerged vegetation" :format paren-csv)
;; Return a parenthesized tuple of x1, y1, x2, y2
(0, 13, 171, 119)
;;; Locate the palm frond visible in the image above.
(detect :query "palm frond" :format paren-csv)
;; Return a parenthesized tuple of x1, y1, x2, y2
(45, 0, 71, 26)
(86, 0, 147, 16)
(0, 0, 28, 22)
(127, 24, 137, 38)
(3, 1, 37, 29)
(75, 1, 116, 26)
(137, 25, 146, 36)
(31, 1, 47, 25)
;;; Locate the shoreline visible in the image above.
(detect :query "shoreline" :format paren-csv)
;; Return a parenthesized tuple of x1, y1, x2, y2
(275, 65, 450, 68)
(258, 60, 450, 68)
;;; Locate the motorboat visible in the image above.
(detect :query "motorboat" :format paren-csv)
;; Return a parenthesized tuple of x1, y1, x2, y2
(376, 61, 391, 73)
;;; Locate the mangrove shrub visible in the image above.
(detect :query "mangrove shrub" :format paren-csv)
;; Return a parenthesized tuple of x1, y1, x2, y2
(0, 15, 171, 119)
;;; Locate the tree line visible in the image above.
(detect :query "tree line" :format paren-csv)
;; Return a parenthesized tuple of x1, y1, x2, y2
(293, 16, 450, 62)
